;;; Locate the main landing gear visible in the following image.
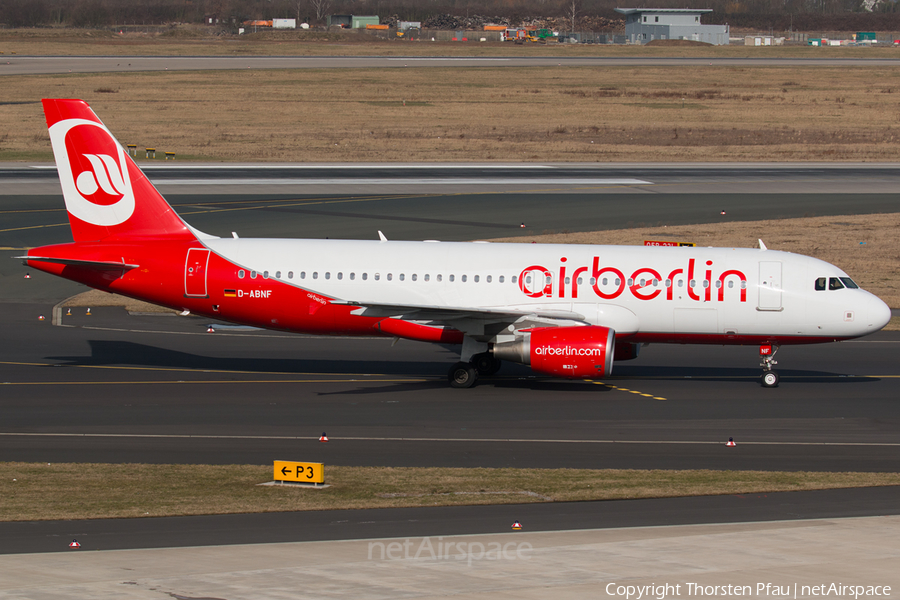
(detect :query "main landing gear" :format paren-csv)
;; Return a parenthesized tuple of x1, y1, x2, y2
(759, 344, 780, 388)
(448, 353, 501, 388)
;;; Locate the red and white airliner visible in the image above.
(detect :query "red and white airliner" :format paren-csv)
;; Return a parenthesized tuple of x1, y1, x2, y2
(22, 99, 892, 388)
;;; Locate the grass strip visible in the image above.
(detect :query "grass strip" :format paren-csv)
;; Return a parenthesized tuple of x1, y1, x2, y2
(1, 462, 899, 522)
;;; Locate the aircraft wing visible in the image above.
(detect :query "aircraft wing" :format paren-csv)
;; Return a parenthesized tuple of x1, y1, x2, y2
(330, 300, 585, 323)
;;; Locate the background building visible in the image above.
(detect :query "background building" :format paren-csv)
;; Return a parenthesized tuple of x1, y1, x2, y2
(615, 8, 730, 45)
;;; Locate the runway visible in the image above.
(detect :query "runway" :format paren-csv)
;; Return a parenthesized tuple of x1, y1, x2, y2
(1, 487, 899, 555)
(5, 55, 900, 75)
(2, 163, 899, 249)
(2, 163, 900, 557)
(1, 302, 899, 471)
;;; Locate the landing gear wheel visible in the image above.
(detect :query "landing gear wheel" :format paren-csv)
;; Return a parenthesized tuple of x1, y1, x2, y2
(761, 370, 780, 388)
(449, 362, 478, 388)
(472, 353, 502, 376)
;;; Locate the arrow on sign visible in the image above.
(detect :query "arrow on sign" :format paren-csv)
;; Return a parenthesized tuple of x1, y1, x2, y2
(281, 466, 291, 476)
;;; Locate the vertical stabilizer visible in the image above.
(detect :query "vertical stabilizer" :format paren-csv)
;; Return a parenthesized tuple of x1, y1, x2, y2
(42, 99, 195, 243)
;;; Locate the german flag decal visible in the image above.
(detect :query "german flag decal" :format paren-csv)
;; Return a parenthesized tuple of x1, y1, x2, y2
(224, 289, 237, 297)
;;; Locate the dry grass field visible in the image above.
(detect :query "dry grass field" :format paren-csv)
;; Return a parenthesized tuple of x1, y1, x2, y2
(3, 61, 900, 162)
(2, 462, 898, 521)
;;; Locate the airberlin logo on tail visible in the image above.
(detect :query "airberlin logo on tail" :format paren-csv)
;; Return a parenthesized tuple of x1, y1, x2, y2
(49, 118, 135, 226)
(75, 154, 127, 198)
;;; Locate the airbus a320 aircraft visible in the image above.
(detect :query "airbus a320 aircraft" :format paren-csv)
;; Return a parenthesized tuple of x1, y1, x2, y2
(22, 99, 892, 388)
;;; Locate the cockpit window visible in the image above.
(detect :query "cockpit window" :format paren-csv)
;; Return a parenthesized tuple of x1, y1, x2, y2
(815, 277, 826, 291)
(829, 277, 844, 290)
(840, 277, 859, 289)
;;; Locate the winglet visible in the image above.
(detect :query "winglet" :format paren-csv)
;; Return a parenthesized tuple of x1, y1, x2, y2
(758, 239, 768, 251)
(378, 230, 388, 242)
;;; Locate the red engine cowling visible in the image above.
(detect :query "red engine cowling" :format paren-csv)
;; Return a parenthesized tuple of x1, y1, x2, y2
(492, 326, 615, 379)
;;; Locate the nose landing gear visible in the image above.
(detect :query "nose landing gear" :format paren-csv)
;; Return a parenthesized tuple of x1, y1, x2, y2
(759, 344, 779, 387)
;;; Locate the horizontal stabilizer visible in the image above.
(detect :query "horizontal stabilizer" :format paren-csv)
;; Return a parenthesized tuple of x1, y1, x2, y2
(18, 256, 140, 271)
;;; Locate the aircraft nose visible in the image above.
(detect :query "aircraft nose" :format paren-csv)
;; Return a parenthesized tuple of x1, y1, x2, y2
(866, 294, 892, 332)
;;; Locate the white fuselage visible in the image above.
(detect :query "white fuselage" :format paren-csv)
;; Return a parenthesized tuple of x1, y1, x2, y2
(204, 237, 891, 343)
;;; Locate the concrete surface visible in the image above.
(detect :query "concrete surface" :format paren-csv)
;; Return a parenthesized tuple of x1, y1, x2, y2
(0, 515, 897, 599)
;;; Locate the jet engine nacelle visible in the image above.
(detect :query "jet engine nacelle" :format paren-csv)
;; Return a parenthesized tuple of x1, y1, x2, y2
(492, 326, 615, 379)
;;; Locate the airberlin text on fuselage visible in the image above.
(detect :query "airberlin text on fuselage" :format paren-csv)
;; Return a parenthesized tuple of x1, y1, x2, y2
(519, 257, 748, 303)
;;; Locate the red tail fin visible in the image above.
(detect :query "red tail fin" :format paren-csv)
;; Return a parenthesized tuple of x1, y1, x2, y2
(43, 99, 195, 243)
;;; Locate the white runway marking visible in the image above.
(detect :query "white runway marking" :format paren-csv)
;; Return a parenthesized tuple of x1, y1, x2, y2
(1, 432, 898, 446)
(152, 178, 653, 186)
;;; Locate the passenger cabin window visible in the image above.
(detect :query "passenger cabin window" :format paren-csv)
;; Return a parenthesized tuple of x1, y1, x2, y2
(815, 277, 827, 291)
(238, 270, 245, 279)
(275, 271, 281, 279)
(829, 277, 844, 290)
(288, 271, 293, 279)
(250, 270, 257, 279)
